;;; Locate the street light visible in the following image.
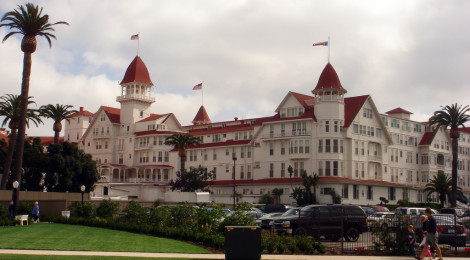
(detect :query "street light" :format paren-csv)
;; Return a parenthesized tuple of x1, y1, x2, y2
(12, 180, 19, 217)
(80, 185, 86, 205)
(232, 154, 237, 210)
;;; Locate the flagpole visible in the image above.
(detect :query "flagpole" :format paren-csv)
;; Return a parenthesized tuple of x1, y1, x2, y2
(328, 36, 330, 63)
(137, 32, 140, 56)
(202, 81, 204, 106)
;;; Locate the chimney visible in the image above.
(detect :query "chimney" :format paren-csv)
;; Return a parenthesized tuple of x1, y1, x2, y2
(234, 117, 238, 121)
(80, 107, 84, 112)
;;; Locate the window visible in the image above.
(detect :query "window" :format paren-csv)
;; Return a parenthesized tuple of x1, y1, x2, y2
(325, 139, 331, 153)
(325, 121, 329, 132)
(269, 143, 274, 156)
(325, 161, 331, 176)
(269, 163, 274, 178)
(281, 142, 285, 155)
(281, 163, 285, 177)
(353, 185, 359, 199)
(367, 186, 373, 200)
(388, 187, 396, 201)
(342, 184, 349, 199)
(353, 124, 359, 133)
(318, 140, 323, 153)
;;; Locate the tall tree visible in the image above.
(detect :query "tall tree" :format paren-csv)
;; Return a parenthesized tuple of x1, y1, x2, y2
(0, 94, 42, 189)
(169, 166, 213, 192)
(164, 133, 201, 173)
(429, 103, 470, 207)
(39, 104, 77, 144)
(0, 3, 68, 212)
(424, 172, 454, 209)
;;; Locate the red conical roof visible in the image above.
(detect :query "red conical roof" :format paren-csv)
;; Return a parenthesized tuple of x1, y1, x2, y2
(192, 105, 211, 125)
(121, 56, 153, 86)
(312, 63, 346, 94)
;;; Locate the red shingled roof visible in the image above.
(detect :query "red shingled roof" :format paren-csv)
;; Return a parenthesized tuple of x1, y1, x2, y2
(419, 128, 438, 146)
(70, 107, 94, 117)
(344, 95, 369, 128)
(28, 136, 64, 146)
(291, 92, 315, 109)
(102, 106, 120, 124)
(386, 107, 413, 115)
(121, 56, 153, 86)
(192, 105, 211, 125)
(137, 113, 168, 123)
(312, 63, 347, 94)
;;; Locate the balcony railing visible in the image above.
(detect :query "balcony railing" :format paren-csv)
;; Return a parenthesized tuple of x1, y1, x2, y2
(116, 94, 155, 102)
(261, 130, 310, 139)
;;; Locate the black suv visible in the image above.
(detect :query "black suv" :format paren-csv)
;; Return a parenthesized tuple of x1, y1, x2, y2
(273, 204, 368, 242)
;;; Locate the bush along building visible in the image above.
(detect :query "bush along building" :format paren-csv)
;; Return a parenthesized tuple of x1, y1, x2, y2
(65, 55, 470, 206)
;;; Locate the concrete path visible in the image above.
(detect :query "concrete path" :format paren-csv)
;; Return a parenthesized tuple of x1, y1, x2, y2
(0, 250, 467, 259)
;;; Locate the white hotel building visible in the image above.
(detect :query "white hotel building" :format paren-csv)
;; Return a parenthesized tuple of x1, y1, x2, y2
(65, 55, 470, 206)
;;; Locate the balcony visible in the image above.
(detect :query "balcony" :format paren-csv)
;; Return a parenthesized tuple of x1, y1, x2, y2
(116, 94, 155, 103)
(261, 130, 310, 140)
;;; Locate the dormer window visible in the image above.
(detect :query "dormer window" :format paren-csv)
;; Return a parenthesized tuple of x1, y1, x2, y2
(140, 111, 144, 117)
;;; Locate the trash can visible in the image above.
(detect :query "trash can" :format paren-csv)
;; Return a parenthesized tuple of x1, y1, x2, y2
(225, 226, 261, 260)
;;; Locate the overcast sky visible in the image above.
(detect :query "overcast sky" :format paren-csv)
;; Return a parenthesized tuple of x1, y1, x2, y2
(1, 0, 469, 136)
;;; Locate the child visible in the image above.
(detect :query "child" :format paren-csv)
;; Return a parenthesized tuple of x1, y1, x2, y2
(408, 225, 417, 258)
(419, 231, 432, 260)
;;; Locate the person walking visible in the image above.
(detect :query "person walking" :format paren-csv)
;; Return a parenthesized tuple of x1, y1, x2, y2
(32, 201, 39, 223)
(408, 225, 417, 258)
(8, 200, 14, 220)
(419, 208, 442, 260)
(420, 215, 436, 259)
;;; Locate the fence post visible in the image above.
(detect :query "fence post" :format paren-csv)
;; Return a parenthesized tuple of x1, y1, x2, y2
(341, 208, 344, 254)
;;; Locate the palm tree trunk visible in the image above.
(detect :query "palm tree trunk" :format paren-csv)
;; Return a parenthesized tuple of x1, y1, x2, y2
(451, 136, 458, 207)
(54, 130, 60, 144)
(12, 51, 32, 212)
(0, 130, 17, 189)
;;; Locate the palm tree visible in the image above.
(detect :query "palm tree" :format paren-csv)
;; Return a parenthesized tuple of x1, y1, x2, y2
(424, 172, 453, 208)
(39, 104, 77, 144)
(429, 103, 470, 207)
(164, 133, 201, 173)
(0, 94, 42, 190)
(0, 3, 68, 212)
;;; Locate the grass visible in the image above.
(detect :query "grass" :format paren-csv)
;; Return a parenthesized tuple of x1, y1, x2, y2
(0, 256, 212, 260)
(0, 223, 210, 254)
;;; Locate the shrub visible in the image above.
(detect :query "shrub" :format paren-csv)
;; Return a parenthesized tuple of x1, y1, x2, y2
(70, 202, 96, 218)
(17, 201, 33, 215)
(0, 204, 7, 218)
(96, 200, 120, 218)
(295, 235, 314, 254)
(123, 200, 148, 224)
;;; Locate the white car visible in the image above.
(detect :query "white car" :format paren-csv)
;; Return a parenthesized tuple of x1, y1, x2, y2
(367, 212, 394, 228)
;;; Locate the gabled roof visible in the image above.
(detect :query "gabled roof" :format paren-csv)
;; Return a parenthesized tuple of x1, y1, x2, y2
(137, 113, 169, 123)
(386, 107, 413, 115)
(419, 127, 439, 146)
(312, 63, 347, 94)
(291, 92, 315, 109)
(102, 106, 121, 124)
(121, 56, 153, 86)
(192, 105, 211, 125)
(343, 95, 369, 127)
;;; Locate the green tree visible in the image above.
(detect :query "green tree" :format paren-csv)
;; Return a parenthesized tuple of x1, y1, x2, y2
(429, 103, 470, 207)
(45, 142, 98, 192)
(0, 94, 42, 189)
(271, 188, 284, 204)
(424, 172, 462, 209)
(164, 133, 201, 173)
(170, 166, 213, 192)
(292, 171, 319, 206)
(0, 3, 68, 211)
(96, 199, 120, 218)
(21, 137, 47, 191)
(39, 104, 77, 144)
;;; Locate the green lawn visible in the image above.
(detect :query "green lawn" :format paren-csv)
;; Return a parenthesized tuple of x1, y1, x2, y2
(0, 223, 210, 254)
(0, 256, 211, 260)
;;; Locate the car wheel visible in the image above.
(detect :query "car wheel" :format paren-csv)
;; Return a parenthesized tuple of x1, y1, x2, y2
(295, 227, 307, 236)
(345, 227, 360, 242)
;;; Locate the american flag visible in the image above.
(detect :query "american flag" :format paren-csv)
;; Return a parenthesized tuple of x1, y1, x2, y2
(312, 41, 328, 46)
(193, 83, 203, 90)
(131, 34, 139, 40)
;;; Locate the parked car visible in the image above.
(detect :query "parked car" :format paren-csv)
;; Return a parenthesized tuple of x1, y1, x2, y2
(247, 208, 265, 219)
(394, 207, 438, 216)
(367, 212, 394, 229)
(440, 208, 465, 217)
(256, 212, 283, 229)
(273, 204, 368, 242)
(257, 204, 287, 213)
(370, 205, 390, 212)
(414, 214, 467, 247)
(360, 206, 375, 216)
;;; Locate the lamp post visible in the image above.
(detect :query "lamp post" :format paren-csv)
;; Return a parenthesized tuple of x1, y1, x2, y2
(12, 180, 19, 217)
(80, 185, 86, 205)
(232, 154, 237, 210)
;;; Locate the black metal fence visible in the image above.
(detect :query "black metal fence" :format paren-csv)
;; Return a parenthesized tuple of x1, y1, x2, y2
(311, 214, 470, 256)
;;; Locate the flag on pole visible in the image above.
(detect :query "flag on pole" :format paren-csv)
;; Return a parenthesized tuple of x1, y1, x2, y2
(193, 83, 203, 90)
(131, 34, 139, 40)
(312, 41, 328, 46)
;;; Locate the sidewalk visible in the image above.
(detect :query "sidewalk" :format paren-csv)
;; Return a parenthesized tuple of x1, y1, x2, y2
(0, 250, 467, 259)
